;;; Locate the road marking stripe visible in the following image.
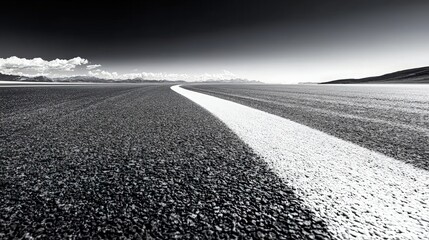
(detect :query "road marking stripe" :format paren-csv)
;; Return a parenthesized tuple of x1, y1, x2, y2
(172, 85, 429, 240)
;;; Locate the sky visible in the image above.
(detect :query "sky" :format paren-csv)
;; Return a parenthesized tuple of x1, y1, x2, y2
(1, 0, 429, 83)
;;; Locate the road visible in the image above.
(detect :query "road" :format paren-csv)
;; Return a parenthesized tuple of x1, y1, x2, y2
(0, 84, 331, 239)
(174, 85, 429, 239)
(1, 83, 428, 239)
(184, 84, 429, 170)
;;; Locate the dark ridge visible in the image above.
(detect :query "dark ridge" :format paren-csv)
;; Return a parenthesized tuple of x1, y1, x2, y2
(321, 66, 429, 84)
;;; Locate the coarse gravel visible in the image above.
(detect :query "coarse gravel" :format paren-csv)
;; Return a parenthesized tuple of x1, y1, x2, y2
(0, 84, 332, 239)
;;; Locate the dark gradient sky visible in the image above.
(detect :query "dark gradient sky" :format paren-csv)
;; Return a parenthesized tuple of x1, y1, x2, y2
(1, 0, 429, 82)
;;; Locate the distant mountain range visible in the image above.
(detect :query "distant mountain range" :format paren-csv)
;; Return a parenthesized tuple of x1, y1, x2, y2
(0, 73, 259, 84)
(0, 73, 53, 82)
(199, 78, 261, 83)
(322, 66, 429, 84)
(0, 73, 187, 83)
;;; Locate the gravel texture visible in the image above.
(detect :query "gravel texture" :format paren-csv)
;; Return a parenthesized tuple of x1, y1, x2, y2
(174, 85, 429, 240)
(183, 84, 429, 170)
(0, 84, 332, 239)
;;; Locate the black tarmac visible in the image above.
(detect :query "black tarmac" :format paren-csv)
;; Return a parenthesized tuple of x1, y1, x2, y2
(0, 84, 332, 239)
(184, 84, 429, 171)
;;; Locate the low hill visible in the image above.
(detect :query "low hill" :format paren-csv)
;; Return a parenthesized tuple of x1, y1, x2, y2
(321, 66, 429, 84)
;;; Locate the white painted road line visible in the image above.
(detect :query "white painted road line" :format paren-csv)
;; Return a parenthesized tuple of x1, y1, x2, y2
(172, 85, 429, 240)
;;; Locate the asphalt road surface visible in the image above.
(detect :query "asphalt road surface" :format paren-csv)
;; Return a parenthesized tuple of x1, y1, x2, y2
(184, 84, 429, 171)
(174, 85, 429, 239)
(0, 84, 332, 239)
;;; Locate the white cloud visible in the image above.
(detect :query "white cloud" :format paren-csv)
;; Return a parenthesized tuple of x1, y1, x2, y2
(0, 56, 88, 75)
(88, 69, 238, 81)
(86, 64, 101, 70)
(0, 56, 240, 82)
(88, 69, 119, 79)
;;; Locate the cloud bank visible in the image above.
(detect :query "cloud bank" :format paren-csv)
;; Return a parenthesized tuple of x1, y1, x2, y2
(0, 56, 240, 81)
(0, 56, 88, 75)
